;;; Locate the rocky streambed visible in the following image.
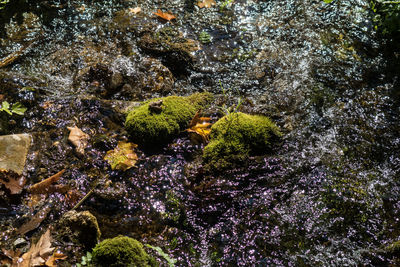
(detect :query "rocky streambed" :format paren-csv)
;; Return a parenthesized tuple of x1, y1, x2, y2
(0, 0, 400, 266)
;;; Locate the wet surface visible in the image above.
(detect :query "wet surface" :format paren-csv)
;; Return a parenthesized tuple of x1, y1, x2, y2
(0, 0, 400, 265)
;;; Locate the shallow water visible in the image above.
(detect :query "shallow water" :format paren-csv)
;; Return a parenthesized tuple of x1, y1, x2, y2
(1, 0, 399, 265)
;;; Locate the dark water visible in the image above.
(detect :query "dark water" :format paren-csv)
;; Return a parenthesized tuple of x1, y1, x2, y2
(0, 0, 399, 266)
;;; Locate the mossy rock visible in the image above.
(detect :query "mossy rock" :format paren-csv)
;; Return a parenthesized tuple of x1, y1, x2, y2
(203, 112, 281, 170)
(57, 210, 101, 249)
(125, 92, 212, 147)
(91, 236, 156, 267)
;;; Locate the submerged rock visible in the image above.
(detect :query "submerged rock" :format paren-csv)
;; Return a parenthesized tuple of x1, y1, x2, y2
(56, 210, 101, 249)
(203, 112, 281, 170)
(138, 26, 200, 76)
(91, 236, 156, 267)
(125, 92, 212, 147)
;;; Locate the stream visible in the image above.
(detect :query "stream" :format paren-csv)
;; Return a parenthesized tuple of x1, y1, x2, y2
(1, 0, 400, 266)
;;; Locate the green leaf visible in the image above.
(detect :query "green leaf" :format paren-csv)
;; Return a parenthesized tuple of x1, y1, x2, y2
(86, 251, 92, 261)
(1, 101, 12, 115)
(323, 0, 334, 3)
(11, 102, 27, 115)
(146, 244, 177, 267)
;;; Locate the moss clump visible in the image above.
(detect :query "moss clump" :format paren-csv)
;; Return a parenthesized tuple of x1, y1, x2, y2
(91, 236, 155, 267)
(203, 112, 281, 169)
(125, 92, 212, 147)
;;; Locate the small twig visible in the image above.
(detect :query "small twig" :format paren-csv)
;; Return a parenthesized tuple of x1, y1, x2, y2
(71, 187, 95, 210)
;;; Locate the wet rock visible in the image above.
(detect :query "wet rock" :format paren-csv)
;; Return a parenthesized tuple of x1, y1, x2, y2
(110, 9, 155, 37)
(136, 57, 175, 96)
(57, 210, 101, 249)
(0, 134, 31, 175)
(110, 72, 124, 90)
(138, 26, 201, 76)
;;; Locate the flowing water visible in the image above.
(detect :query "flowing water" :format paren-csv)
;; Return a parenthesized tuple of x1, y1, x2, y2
(0, 0, 399, 266)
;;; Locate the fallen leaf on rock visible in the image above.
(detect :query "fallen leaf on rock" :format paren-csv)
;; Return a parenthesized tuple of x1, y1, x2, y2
(186, 110, 212, 144)
(104, 141, 138, 171)
(45, 251, 67, 267)
(17, 205, 51, 235)
(28, 169, 65, 194)
(20, 229, 56, 267)
(67, 126, 89, 154)
(154, 9, 176, 21)
(197, 0, 216, 8)
(129, 7, 141, 14)
(0, 169, 25, 194)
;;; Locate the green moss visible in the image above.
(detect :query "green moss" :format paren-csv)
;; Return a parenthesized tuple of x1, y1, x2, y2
(125, 92, 212, 147)
(91, 236, 156, 267)
(203, 112, 281, 169)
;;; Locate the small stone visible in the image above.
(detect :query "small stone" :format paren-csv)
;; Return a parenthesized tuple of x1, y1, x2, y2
(148, 99, 163, 113)
(110, 72, 124, 90)
(13, 237, 28, 248)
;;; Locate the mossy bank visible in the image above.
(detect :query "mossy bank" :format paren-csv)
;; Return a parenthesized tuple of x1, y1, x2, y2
(125, 92, 212, 147)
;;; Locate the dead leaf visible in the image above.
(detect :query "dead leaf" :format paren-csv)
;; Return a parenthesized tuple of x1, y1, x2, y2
(186, 110, 212, 144)
(1, 248, 21, 266)
(0, 169, 26, 194)
(17, 205, 51, 235)
(67, 126, 89, 154)
(20, 229, 55, 267)
(129, 7, 141, 14)
(45, 251, 67, 267)
(28, 169, 65, 194)
(64, 189, 82, 207)
(104, 141, 138, 171)
(197, 0, 216, 8)
(154, 9, 176, 21)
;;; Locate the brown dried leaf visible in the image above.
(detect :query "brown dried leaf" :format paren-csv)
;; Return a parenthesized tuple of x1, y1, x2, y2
(104, 141, 138, 171)
(0, 169, 25, 194)
(186, 110, 212, 144)
(154, 9, 176, 21)
(197, 0, 216, 8)
(45, 251, 67, 267)
(64, 189, 82, 207)
(20, 229, 54, 267)
(67, 126, 89, 154)
(28, 169, 65, 194)
(1, 248, 21, 266)
(17, 205, 51, 235)
(129, 7, 141, 14)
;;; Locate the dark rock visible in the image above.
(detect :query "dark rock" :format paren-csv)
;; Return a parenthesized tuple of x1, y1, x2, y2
(138, 27, 201, 76)
(148, 99, 163, 113)
(56, 210, 101, 249)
